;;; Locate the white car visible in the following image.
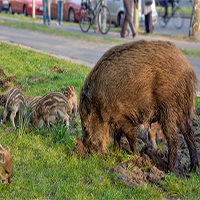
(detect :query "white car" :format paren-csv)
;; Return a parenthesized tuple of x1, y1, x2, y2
(106, 0, 158, 27)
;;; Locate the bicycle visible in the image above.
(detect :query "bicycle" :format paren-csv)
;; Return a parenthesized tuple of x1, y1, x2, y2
(158, 0, 184, 29)
(79, 0, 111, 35)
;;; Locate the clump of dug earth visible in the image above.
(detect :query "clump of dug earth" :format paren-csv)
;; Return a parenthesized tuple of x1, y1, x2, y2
(0, 68, 18, 91)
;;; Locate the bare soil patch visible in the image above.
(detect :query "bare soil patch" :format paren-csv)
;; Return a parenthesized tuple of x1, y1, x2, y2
(0, 68, 18, 92)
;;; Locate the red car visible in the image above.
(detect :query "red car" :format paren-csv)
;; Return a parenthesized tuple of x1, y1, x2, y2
(51, 0, 81, 22)
(8, 0, 43, 16)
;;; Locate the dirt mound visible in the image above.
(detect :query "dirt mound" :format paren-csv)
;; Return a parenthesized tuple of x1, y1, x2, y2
(123, 152, 152, 169)
(48, 66, 67, 74)
(26, 75, 45, 85)
(75, 137, 88, 157)
(0, 75, 18, 91)
(0, 68, 5, 77)
(110, 165, 164, 188)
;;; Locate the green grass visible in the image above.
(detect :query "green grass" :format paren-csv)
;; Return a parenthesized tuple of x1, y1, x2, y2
(0, 42, 200, 199)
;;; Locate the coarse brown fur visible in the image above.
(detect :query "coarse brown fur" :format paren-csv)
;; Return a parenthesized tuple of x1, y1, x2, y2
(0, 144, 12, 183)
(33, 92, 70, 128)
(64, 86, 78, 118)
(79, 40, 199, 172)
(3, 88, 25, 129)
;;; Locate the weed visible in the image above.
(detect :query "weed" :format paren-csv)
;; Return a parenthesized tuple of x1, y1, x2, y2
(18, 101, 31, 137)
(50, 122, 76, 150)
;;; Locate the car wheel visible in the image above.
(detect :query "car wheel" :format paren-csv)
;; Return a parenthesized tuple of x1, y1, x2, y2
(23, 5, 28, 16)
(68, 8, 75, 22)
(9, 5, 13, 14)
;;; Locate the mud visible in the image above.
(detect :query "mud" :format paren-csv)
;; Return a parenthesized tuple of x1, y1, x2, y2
(48, 66, 67, 74)
(75, 137, 88, 157)
(0, 76, 17, 91)
(110, 165, 164, 188)
(0, 69, 18, 92)
(26, 75, 45, 85)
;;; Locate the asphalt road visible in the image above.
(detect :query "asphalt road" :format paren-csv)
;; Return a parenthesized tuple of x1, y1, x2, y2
(0, 24, 200, 91)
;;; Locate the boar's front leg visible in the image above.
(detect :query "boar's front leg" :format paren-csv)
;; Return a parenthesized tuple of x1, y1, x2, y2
(121, 120, 139, 156)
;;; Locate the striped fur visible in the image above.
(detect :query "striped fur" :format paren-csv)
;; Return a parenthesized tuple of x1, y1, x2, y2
(3, 88, 25, 129)
(27, 96, 42, 114)
(27, 96, 42, 123)
(28, 95, 57, 124)
(64, 86, 78, 118)
(33, 92, 70, 128)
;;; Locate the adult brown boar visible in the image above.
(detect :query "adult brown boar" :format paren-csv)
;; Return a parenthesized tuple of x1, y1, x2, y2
(79, 40, 199, 172)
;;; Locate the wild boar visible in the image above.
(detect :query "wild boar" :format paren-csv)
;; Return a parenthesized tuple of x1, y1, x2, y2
(28, 95, 58, 125)
(0, 144, 12, 183)
(3, 88, 25, 129)
(79, 40, 199, 172)
(33, 92, 70, 128)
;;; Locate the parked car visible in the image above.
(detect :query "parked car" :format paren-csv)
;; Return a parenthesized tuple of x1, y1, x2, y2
(107, 0, 158, 27)
(8, 0, 43, 16)
(0, 0, 9, 12)
(51, 0, 81, 22)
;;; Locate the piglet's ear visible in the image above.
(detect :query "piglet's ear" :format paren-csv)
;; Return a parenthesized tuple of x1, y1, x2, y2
(0, 153, 6, 164)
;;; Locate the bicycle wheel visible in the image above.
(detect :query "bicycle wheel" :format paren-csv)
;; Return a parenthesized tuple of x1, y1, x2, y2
(97, 5, 111, 35)
(79, 7, 91, 33)
(173, 7, 184, 29)
(158, 6, 167, 28)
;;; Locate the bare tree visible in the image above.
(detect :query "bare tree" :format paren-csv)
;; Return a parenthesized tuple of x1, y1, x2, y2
(189, 0, 200, 38)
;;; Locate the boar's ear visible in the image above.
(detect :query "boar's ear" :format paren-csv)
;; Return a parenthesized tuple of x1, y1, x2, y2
(0, 153, 6, 164)
(81, 92, 91, 114)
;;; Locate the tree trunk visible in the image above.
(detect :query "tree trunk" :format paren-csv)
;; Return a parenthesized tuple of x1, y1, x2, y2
(189, 0, 200, 38)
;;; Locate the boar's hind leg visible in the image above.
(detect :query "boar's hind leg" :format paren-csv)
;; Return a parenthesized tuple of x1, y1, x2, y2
(121, 121, 139, 156)
(180, 121, 199, 172)
(161, 120, 178, 172)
